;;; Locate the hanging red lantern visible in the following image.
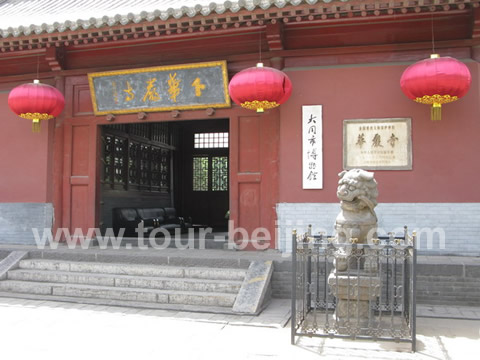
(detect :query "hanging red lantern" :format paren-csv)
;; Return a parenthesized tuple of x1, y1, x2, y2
(228, 63, 292, 112)
(400, 54, 471, 121)
(8, 79, 65, 132)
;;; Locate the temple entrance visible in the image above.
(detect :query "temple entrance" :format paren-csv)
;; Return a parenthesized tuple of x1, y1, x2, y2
(99, 119, 229, 235)
(60, 73, 279, 249)
(181, 120, 229, 231)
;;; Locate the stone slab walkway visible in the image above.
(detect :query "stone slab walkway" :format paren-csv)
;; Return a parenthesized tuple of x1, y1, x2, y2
(0, 297, 479, 360)
(417, 304, 480, 320)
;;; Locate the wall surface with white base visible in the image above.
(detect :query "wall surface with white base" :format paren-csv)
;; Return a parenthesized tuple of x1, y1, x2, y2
(276, 203, 480, 256)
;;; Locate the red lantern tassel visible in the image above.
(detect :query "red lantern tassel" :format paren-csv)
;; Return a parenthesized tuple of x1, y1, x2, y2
(32, 119, 41, 133)
(431, 103, 441, 121)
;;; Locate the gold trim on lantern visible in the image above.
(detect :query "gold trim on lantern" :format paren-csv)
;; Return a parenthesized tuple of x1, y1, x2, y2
(414, 94, 458, 105)
(240, 100, 279, 112)
(32, 119, 41, 133)
(19, 112, 54, 121)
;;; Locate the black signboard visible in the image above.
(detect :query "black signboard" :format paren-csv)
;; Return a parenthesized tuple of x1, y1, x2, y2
(88, 61, 230, 115)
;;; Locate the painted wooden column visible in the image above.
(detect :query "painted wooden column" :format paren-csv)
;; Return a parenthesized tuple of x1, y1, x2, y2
(52, 75, 65, 237)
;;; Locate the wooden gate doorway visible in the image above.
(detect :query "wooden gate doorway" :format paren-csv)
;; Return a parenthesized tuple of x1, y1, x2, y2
(59, 110, 279, 248)
(58, 74, 279, 249)
(180, 119, 229, 231)
(97, 119, 229, 233)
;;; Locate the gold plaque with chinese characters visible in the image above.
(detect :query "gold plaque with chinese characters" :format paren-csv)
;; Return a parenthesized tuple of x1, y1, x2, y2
(343, 118, 412, 170)
(88, 61, 230, 115)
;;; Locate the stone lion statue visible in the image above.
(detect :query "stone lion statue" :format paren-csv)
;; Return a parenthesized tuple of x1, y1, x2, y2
(334, 169, 378, 271)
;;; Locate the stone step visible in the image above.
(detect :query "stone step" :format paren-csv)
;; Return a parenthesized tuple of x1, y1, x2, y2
(0, 291, 237, 314)
(416, 282, 480, 288)
(416, 282, 480, 289)
(7, 269, 242, 294)
(18, 259, 247, 281)
(417, 278, 480, 283)
(417, 276, 480, 282)
(417, 290, 480, 297)
(416, 280, 480, 285)
(417, 297, 480, 306)
(417, 293, 480, 300)
(417, 285, 480, 292)
(0, 280, 237, 307)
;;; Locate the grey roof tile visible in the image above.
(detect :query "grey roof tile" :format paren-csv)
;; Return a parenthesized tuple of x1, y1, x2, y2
(0, 0, 339, 38)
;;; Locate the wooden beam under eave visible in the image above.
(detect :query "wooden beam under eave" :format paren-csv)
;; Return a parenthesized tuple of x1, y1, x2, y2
(267, 38, 479, 58)
(45, 46, 65, 72)
(0, 37, 477, 84)
(472, 7, 480, 39)
(266, 22, 284, 51)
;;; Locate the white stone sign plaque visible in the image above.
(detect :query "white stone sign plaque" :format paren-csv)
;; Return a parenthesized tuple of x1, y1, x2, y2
(343, 118, 412, 170)
(302, 105, 323, 189)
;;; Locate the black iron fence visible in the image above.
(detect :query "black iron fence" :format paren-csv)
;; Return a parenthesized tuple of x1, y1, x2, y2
(291, 227, 417, 352)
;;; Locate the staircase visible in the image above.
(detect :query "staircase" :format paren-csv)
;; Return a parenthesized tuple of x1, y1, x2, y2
(0, 258, 247, 313)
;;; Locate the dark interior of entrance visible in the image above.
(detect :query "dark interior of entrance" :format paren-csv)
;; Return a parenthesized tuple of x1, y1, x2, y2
(99, 119, 229, 235)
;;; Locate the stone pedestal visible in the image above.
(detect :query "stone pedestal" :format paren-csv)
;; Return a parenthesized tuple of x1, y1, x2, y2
(335, 299, 370, 320)
(328, 272, 380, 327)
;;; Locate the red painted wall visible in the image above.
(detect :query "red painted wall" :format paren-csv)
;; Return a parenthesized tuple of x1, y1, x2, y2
(0, 91, 51, 202)
(279, 61, 480, 203)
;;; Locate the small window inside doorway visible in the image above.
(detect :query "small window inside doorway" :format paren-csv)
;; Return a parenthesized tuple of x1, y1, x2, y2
(193, 156, 209, 191)
(192, 155, 229, 192)
(194, 132, 228, 149)
(212, 156, 228, 191)
(192, 132, 229, 193)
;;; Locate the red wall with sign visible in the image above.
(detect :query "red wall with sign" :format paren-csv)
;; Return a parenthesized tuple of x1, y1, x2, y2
(0, 91, 52, 203)
(1, 60, 478, 247)
(279, 61, 480, 203)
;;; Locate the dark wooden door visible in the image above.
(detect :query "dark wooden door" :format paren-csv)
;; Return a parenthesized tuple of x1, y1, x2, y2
(182, 120, 229, 229)
(190, 153, 229, 228)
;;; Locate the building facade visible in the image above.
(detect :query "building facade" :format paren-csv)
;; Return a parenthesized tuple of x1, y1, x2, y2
(0, 0, 478, 254)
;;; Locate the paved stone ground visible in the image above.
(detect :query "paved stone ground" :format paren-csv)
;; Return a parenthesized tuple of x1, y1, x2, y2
(0, 297, 478, 360)
(417, 305, 480, 320)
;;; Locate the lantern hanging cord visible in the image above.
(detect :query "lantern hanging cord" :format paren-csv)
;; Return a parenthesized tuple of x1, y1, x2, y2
(258, 27, 262, 64)
(431, 14, 435, 54)
(36, 54, 40, 80)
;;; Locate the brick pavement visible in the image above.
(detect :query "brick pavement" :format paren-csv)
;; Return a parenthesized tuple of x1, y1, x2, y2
(0, 297, 479, 360)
